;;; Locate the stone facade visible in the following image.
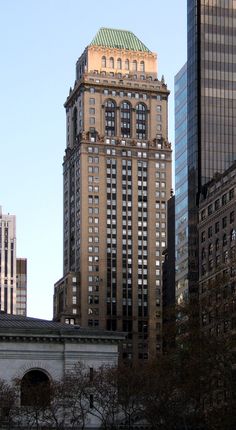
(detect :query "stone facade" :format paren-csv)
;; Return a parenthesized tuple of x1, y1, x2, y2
(0, 312, 124, 428)
(54, 27, 172, 362)
(198, 162, 236, 336)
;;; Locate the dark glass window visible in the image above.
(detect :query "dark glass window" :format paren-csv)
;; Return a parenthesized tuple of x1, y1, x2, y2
(120, 101, 131, 138)
(105, 100, 116, 136)
(136, 103, 147, 139)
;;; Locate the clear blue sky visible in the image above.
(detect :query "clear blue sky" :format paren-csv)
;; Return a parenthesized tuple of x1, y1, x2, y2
(0, 0, 187, 320)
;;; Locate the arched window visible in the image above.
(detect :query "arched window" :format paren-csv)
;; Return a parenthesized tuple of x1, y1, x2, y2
(109, 57, 114, 68)
(105, 100, 116, 136)
(117, 58, 122, 69)
(21, 370, 50, 407)
(102, 56, 106, 67)
(72, 106, 77, 145)
(136, 103, 147, 139)
(125, 59, 129, 70)
(120, 101, 131, 138)
(132, 60, 137, 71)
(140, 61, 145, 72)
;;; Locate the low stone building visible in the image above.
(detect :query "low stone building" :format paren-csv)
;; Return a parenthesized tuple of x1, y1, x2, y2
(0, 311, 124, 429)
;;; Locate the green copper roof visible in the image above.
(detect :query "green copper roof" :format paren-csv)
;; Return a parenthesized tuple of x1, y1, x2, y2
(90, 27, 150, 52)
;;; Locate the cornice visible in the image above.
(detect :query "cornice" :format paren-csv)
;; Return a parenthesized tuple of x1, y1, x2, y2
(0, 330, 125, 344)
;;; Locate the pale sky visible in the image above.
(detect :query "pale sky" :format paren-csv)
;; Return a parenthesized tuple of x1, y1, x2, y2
(0, 0, 187, 320)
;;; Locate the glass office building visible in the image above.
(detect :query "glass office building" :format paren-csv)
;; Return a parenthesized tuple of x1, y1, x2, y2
(174, 1, 236, 300)
(175, 64, 188, 303)
(188, 0, 236, 189)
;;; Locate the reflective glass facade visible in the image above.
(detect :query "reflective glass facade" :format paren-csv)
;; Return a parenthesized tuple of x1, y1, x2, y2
(175, 64, 188, 303)
(188, 0, 236, 191)
(186, 0, 236, 294)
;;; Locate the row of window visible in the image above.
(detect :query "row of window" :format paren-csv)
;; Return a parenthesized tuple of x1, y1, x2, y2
(201, 230, 236, 259)
(201, 211, 235, 242)
(200, 188, 234, 220)
(101, 56, 145, 72)
(89, 89, 162, 102)
(104, 100, 148, 138)
(201, 246, 235, 275)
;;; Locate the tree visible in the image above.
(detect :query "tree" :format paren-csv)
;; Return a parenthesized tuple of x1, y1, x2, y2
(116, 363, 145, 429)
(142, 298, 236, 430)
(87, 364, 119, 429)
(0, 379, 16, 429)
(43, 362, 90, 430)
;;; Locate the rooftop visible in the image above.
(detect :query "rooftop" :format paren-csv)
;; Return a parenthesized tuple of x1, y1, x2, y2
(0, 312, 124, 341)
(90, 27, 150, 52)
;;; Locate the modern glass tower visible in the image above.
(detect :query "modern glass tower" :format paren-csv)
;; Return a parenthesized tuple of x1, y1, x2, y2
(175, 64, 188, 303)
(178, 0, 236, 298)
(54, 28, 172, 362)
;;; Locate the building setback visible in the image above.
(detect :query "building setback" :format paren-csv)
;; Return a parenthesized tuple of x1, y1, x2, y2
(54, 28, 172, 362)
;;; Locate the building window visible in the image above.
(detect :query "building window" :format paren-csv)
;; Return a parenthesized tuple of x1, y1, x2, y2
(230, 211, 234, 223)
(132, 60, 137, 71)
(105, 99, 116, 136)
(229, 188, 234, 200)
(209, 243, 213, 256)
(125, 59, 129, 70)
(223, 233, 227, 246)
(117, 58, 122, 69)
(208, 226, 212, 238)
(89, 98, 95, 105)
(136, 103, 147, 140)
(101, 56, 106, 67)
(109, 57, 114, 68)
(72, 106, 77, 145)
(120, 101, 131, 138)
(140, 61, 145, 72)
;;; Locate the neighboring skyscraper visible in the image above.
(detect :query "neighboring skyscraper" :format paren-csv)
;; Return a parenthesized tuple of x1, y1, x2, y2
(54, 28, 172, 361)
(174, 63, 188, 303)
(175, 1, 236, 302)
(0, 207, 16, 314)
(0, 207, 27, 316)
(16, 258, 27, 316)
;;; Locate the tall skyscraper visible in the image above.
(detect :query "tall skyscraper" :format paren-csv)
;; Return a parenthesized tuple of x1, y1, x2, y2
(0, 207, 27, 316)
(174, 64, 188, 303)
(0, 207, 16, 314)
(54, 28, 172, 361)
(16, 258, 27, 316)
(174, 1, 236, 302)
